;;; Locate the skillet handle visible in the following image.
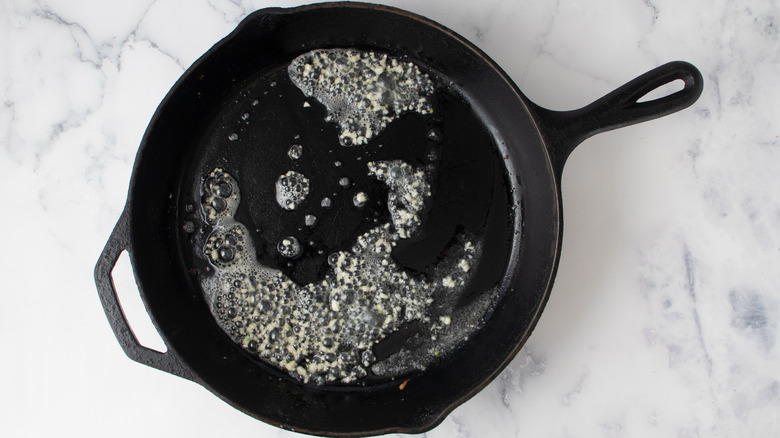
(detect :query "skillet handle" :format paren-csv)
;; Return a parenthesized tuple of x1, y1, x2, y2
(94, 208, 195, 381)
(532, 61, 704, 176)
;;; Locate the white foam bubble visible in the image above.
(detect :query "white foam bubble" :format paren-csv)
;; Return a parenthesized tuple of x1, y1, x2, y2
(277, 236, 302, 259)
(275, 170, 310, 211)
(353, 191, 368, 208)
(287, 144, 303, 160)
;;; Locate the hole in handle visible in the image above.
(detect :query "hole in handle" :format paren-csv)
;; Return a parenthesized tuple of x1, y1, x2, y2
(112, 251, 167, 353)
(636, 78, 686, 103)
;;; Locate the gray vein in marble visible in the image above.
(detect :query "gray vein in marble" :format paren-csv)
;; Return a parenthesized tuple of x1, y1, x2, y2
(112, 1, 157, 54)
(470, 25, 485, 41)
(750, 7, 779, 41)
(37, 7, 101, 68)
(213, 0, 243, 10)
(683, 245, 714, 375)
(498, 349, 546, 407)
(642, 0, 660, 25)
(1, 100, 16, 151)
(635, 0, 662, 66)
(205, 0, 247, 24)
(516, 0, 560, 85)
(421, 414, 469, 438)
(449, 416, 468, 438)
(33, 2, 153, 67)
(759, 380, 780, 401)
(742, 197, 777, 251)
(131, 35, 188, 70)
(532, 0, 562, 59)
(702, 185, 730, 218)
(705, 71, 723, 121)
(599, 415, 625, 438)
(729, 289, 776, 351)
(562, 372, 587, 406)
(687, 138, 702, 170)
(2, 5, 113, 167)
(122, 2, 188, 70)
(77, 1, 163, 71)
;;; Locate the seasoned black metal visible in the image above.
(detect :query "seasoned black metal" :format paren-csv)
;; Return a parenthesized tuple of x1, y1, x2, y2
(95, 2, 703, 436)
(532, 61, 704, 177)
(94, 208, 196, 380)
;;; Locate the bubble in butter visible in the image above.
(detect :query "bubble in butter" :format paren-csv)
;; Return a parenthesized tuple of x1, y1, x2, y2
(275, 170, 310, 211)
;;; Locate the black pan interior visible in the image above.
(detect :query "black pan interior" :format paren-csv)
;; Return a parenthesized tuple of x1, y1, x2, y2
(185, 62, 512, 305)
(126, 3, 560, 435)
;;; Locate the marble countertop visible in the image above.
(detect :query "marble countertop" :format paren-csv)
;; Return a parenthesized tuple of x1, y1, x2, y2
(2, 0, 779, 436)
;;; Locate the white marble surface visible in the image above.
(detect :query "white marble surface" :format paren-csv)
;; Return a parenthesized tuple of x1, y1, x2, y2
(2, 0, 779, 436)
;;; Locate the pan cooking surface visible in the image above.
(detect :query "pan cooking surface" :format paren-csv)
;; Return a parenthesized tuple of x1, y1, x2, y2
(179, 49, 515, 385)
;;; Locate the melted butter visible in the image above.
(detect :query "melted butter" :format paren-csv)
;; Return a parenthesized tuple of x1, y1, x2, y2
(199, 163, 481, 385)
(195, 49, 502, 385)
(288, 49, 434, 146)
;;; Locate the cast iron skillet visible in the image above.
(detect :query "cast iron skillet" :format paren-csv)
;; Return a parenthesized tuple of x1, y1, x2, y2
(95, 2, 703, 436)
